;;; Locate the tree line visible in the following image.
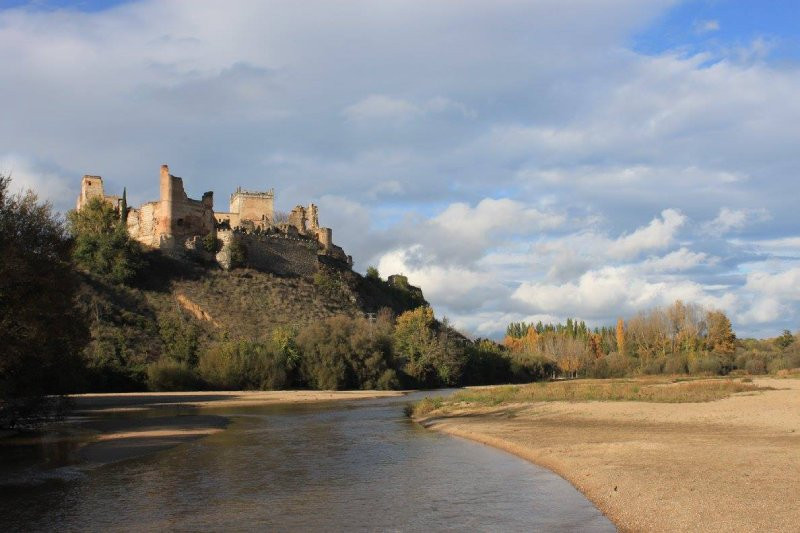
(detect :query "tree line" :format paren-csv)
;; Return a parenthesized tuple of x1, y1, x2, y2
(502, 302, 799, 378)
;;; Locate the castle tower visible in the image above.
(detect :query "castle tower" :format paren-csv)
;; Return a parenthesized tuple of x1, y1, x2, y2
(76, 175, 105, 210)
(229, 187, 274, 227)
(158, 164, 174, 237)
(307, 203, 319, 230)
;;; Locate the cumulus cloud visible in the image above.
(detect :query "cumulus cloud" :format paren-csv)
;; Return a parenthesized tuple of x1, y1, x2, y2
(2, 1, 800, 337)
(608, 209, 686, 259)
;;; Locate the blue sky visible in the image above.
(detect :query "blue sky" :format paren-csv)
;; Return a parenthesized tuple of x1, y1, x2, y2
(635, 0, 800, 61)
(2, 0, 799, 338)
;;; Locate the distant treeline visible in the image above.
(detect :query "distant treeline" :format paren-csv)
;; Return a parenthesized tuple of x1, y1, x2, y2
(503, 304, 800, 378)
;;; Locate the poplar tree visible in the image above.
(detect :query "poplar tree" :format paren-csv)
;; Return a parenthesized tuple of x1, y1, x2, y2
(616, 318, 626, 356)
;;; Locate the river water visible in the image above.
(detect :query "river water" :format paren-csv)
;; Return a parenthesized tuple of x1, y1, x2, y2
(0, 392, 615, 532)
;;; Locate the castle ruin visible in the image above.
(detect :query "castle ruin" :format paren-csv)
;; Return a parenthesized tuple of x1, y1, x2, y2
(76, 164, 351, 272)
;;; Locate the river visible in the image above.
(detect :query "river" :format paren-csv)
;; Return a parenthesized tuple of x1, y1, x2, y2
(0, 392, 615, 532)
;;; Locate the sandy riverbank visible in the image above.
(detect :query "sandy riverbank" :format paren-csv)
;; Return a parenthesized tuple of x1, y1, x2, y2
(416, 378, 800, 532)
(72, 389, 404, 412)
(1, 390, 405, 474)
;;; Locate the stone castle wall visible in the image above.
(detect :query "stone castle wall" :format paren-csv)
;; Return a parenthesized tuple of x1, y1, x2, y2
(76, 164, 348, 274)
(240, 234, 320, 277)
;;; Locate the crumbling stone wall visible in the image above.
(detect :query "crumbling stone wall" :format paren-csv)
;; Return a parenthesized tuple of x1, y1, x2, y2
(240, 234, 320, 277)
(76, 164, 348, 273)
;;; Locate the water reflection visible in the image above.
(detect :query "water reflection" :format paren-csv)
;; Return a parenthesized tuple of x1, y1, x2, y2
(0, 393, 615, 532)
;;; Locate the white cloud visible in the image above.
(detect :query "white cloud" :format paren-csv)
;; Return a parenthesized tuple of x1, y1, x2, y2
(744, 267, 800, 301)
(702, 207, 770, 236)
(608, 209, 686, 259)
(640, 247, 716, 272)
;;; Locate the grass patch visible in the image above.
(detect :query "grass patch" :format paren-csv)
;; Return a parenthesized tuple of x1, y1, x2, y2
(410, 378, 770, 418)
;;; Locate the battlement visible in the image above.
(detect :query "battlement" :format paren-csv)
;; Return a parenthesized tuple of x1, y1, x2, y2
(230, 187, 274, 200)
(76, 164, 348, 273)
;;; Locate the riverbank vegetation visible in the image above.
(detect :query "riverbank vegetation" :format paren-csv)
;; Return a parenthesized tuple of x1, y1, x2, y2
(501, 301, 800, 380)
(411, 377, 771, 417)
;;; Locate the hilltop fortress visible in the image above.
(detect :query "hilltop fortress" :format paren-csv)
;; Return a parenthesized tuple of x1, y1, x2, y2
(77, 164, 351, 273)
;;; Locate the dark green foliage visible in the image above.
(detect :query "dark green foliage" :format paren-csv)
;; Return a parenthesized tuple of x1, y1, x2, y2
(506, 318, 590, 340)
(203, 232, 221, 253)
(68, 197, 143, 284)
(159, 314, 200, 365)
(775, 330, 795, 349)
(0, 176, 88, 427)
(120, 187, 128, 223)
(229, 236, 247, 267)
(461, 340, 512, 385)
(508, 353, 557, 382)
(366, 265, 380, 279)
(198, 339, 298, 390)
(296, 315, 398, 389)
(147, 359, 201, 391)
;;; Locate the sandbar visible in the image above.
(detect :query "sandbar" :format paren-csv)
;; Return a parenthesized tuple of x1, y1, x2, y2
(416, 378, 800, 532)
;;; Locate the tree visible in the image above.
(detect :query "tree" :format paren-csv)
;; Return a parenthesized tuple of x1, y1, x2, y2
(67, 197, 143, 284)
(616, 318, 626, 357)
(392, 306, 465, 387)
(0, 176, 88, 427)
(120, 187, 128, 224)
(366, 265, 380, 280)
(776, 330, 795, 350)
(706, 310, 736, 356)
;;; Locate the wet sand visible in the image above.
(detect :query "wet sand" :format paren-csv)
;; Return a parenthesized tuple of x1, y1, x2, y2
(72, 389, 404, 412)
(416, 378, 800, 533)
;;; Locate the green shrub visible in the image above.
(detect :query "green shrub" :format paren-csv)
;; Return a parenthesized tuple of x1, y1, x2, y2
(462, 341, 513, 385)
(509, 353, 556, 382)
(203, 232, 222, 253)
(198, 340, 294, 390)
(296, 315, 398, 390)
(68, 197, 143, 284)
(147, 359, 200, 391)
(229, 237, 247, 267)
(159, 315, 200, 365)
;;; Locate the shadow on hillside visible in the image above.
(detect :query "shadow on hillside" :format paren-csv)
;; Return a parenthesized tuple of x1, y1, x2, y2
(133, 251, 211, 292)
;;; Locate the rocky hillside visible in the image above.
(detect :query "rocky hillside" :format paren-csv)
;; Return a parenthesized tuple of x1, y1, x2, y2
(75, 251, 427, 390)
